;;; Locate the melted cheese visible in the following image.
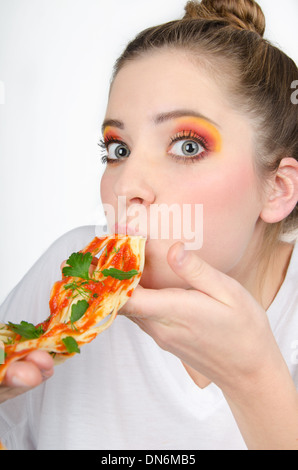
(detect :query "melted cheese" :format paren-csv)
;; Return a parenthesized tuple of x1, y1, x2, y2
(0, 235, 146, 382)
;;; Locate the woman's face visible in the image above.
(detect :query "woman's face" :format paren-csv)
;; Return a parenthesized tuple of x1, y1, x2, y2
(100, 50, 265, 289)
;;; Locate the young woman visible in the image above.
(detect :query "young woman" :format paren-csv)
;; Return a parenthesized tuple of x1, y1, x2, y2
(0, 0, 297, 450)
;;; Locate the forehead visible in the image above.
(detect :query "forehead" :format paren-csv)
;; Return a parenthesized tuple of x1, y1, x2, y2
(107, 50, 229, 123)
(104, 49, 255, 154)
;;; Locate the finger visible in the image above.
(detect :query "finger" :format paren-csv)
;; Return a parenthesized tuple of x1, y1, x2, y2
(119, 284, 190, 326)
(119, 285, 162, 319)
(60, 260, 66, 271)
(24, 350, 54, 380)
(91, 256, 99, 266)
(4, 360, 44, 388)
(4, 351, 54, 387)
(167, 242, 239, 305)
(89, 257, 99, 276)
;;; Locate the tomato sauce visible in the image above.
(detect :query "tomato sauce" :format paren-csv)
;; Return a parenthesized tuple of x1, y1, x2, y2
(0, 235, 144, 382)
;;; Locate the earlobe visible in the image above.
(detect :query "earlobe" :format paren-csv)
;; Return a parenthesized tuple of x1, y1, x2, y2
(260, 157, 298, 224)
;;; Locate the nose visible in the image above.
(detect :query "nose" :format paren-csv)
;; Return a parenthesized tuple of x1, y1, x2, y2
(113, 152, 156, 208)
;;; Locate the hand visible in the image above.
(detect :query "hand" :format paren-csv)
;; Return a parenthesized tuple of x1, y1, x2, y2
(0, 350, 54, 404)
(120, 242, 283, 395)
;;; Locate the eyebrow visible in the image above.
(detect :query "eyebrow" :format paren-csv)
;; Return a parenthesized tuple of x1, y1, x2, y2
(101, 109, 220, 134)
(101, 119, 124, 135)
(153, 109, 220, 128)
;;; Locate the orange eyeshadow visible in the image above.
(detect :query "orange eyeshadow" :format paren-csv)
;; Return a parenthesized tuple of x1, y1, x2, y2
(103, 126, 122, 141)
(173, 117, 222, 153)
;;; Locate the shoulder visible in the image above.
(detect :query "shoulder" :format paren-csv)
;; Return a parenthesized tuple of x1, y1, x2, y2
(270, 241, 298, 314)
(21, 224, 106, 277)
(45, 225, 104, 255)
(283, 241, 298, 296)
(268, 241, 298, 386)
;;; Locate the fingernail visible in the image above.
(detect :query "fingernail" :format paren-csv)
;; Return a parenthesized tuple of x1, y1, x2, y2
(11, 376, 30, 387)
(41, 369, 53, 381)
(175, 242, 187, 265)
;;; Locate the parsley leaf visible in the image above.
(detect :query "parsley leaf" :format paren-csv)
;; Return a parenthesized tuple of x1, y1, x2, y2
(0, 347, 5, 365)
(7, 321, 44, 340)
(70, 299, 89, 326)
(62, 252, 93, 280)
(62, 336, 80, 354)
(101, 268, 139, 280)
(64, 280, 91, 301)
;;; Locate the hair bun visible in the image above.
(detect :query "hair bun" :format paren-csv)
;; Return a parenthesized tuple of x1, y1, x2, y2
(183, 0, 266, 37)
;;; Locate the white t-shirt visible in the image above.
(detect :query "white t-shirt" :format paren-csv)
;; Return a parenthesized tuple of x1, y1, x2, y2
(0, 225, 297, 450)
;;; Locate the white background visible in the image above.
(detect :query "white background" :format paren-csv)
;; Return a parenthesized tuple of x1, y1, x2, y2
(0, 0, 297, 304)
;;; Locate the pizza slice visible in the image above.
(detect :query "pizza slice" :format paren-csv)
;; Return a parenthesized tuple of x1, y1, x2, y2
(0, 234, 146, 383)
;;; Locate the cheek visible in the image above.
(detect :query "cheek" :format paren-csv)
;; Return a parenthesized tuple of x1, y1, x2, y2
(190, 164, 263, 271)
(100, 171, 114, 204)
(207, 164, 261, 215)
(100, 172, 119, 231)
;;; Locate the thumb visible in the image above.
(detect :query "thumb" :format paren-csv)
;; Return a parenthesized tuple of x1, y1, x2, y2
(167, 242, 238, 304)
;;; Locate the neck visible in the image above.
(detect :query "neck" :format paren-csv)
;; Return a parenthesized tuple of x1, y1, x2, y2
(228, 238, 293, 310)
(255, 241, 293, 310)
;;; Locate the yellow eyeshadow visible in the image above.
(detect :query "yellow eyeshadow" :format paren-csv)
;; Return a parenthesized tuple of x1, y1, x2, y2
(173, 117, 222, 153)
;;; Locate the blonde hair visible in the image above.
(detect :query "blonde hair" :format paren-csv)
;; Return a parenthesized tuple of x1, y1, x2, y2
(112, 0, 298, 245)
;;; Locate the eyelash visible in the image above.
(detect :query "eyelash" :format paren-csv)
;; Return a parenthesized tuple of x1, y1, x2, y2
(168, 130, 209, 164)
(98, 130, 210, 165)
(98, 136, 127, 165)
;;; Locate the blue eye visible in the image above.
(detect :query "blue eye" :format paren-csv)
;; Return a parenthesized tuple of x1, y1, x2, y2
(169, 139, 203, 157)
(168, 130, 208, 163)
(99, 138, 130, 164)
(107, 142, 130, 160)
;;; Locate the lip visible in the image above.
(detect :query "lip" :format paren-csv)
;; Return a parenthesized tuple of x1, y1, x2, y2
(112, 223, 148, 240)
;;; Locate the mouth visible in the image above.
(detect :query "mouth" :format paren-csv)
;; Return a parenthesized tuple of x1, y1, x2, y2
(112, 223, 148, 240)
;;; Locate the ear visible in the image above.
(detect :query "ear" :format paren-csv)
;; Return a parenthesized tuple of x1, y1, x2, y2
(260, 157, 298, 224)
